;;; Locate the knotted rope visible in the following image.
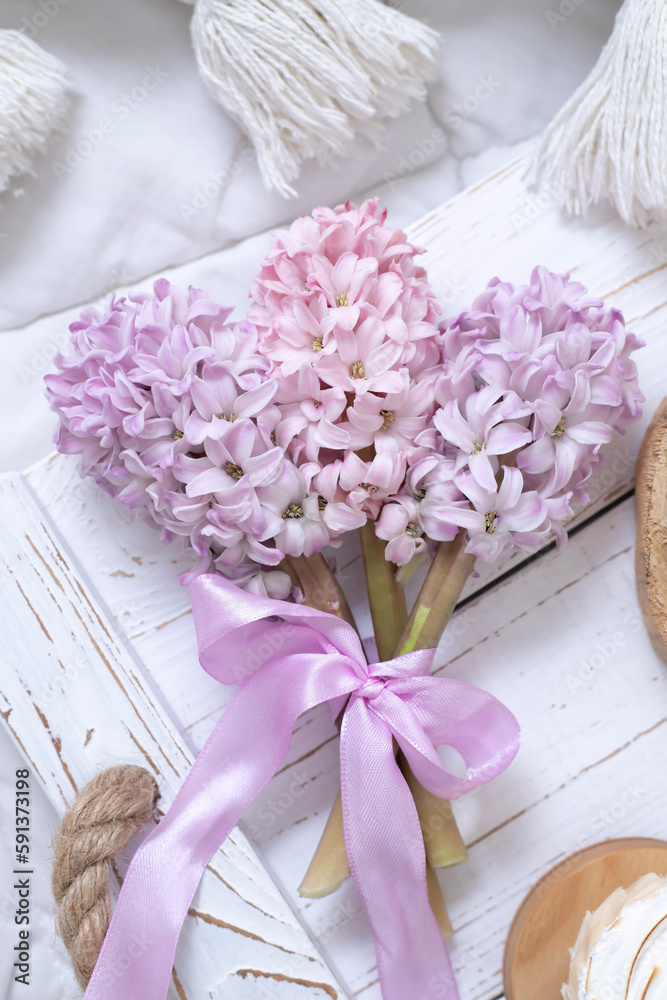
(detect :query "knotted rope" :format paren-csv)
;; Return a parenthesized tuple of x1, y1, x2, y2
(51, 765, 159, 989)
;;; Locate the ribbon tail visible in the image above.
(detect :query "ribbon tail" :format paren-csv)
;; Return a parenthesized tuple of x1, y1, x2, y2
(84, 656, 346, 1000)
(340, 698, 460, 1000)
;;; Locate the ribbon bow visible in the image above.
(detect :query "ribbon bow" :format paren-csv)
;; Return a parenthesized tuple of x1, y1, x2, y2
(84, 574, 520, 1000)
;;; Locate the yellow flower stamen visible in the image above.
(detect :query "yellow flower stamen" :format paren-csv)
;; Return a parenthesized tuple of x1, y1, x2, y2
(380, 409, 395, 431)
(415, 486, 427, 500)
(335, 292, 349, 307)
(553, 417, 566, 436)
(225, 462, 243, 480)
(312, 337, 323, 352)
(172, 429, 184, 440)
(318, 495, 328, 511)
(282, 503, 304, 519)
(472, 441, 486, 455)
(485, 511, 497, 534)
(405, 523, 421, 538)
(351, 361, 366, 380)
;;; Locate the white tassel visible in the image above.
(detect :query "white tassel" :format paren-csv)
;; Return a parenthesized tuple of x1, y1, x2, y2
(187, 0, 440, 197)
(0, 30, 71, 192)
(533, 0, 667, 228)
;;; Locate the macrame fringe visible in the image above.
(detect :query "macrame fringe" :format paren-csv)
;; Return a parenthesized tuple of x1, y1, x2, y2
(189, 0, 440, 196)
(51, 766, 160, 990)
(533, 0, 667, 227)
(0, 30, 71, 192)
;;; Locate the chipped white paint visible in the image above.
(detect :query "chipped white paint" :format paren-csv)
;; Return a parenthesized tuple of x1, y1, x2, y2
(0, 473, 347, 1000)
(3, 149, 667, 999)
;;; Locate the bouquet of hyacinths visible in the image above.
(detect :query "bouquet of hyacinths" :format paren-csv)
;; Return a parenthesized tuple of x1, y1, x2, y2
(246, 203, 644, 898)
(45, 200, 643, 995)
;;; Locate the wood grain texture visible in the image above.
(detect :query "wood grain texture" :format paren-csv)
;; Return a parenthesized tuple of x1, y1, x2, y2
(0, 472, 346, 1000)
(7, 147, 667, 998)
(20, 466, 665, 999)
(635, 397, 667, 663)
(503, 838, 667, 1000)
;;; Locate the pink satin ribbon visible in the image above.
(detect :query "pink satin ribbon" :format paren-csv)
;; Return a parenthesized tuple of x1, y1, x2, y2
(83, 573, 520, 1000)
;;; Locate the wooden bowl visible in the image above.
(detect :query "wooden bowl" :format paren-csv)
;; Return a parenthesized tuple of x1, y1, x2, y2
(635, 396, 667, 663)
(503, 837, 667, 999)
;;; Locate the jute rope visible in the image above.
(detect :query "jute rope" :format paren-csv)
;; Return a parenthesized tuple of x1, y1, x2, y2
(51, 765, 160, 989)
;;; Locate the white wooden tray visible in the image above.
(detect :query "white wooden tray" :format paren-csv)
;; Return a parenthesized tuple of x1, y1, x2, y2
(2, 149, 667, 999)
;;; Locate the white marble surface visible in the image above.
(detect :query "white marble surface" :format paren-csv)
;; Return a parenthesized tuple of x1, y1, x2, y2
(0, 1, 623, 997)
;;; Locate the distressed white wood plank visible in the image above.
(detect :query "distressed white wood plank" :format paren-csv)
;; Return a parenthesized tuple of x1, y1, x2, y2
(17, 149, 667, 998)
(438, 497, 661, 1000)
(17, 474, 657, 1000)
(255, 499, 658, 1000)
(0, 472, 347, 1000)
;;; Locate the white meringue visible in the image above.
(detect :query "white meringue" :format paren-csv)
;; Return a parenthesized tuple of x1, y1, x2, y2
(563, 874, 667, 1000)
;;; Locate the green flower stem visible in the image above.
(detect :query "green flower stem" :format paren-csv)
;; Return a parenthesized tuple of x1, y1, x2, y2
(400, 751, 468, 869)
(391, 532, 474, 870)
(426, 862, 453, 940)
(292, 551, 358, 900)
(395, 549, 427, 586)
(359, 521, 407, 661)
(301, 529, 473, 909)
(285, 552, 358, 632)
(397, 531, 476, 655)
(358, 527, 467, 873)
(300, 526, 407, 900)
(299, 789, 348, 899)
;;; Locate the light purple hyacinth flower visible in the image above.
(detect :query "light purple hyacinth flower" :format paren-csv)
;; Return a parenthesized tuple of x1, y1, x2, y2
(44, 280, 296, 595)
(379, 266, 644, 564)
(46, 239, 644, 579)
